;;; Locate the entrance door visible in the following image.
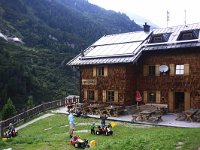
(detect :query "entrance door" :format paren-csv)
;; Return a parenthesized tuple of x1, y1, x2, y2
(174, 92, 184, 112)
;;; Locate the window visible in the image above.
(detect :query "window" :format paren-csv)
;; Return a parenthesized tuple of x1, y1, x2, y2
(87, 90, 94, 101)
(177, 29, 199, 41)
(182, 32, 193, 40)
(149, 33, 171, 43)
(97, 66, 104, 76)
(107, 91, 114, 102)
(93, 66, 108, 77)
(176, 65, 184, 75)
(151, 36, 163, 43)
(149, 66, 155, 76)
(148, 91, 156, 103)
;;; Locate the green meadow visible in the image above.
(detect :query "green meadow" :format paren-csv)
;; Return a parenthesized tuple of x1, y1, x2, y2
(1, 114, 200, 150)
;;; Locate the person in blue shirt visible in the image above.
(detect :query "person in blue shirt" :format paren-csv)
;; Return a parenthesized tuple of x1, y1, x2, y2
(68, 110, 75, 138)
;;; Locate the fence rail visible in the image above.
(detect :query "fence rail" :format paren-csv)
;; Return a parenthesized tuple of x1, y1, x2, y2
(0, 95, 79, 137)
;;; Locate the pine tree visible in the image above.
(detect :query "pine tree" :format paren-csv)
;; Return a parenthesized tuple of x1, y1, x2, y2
(26, 96, 34, 110)
(1, 98, 17, 120)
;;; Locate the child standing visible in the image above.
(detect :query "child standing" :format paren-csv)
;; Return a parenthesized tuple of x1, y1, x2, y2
(68, 111, 75, 139)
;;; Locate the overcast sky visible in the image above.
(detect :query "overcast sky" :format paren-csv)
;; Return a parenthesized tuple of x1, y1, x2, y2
(88, 0, 200, 28)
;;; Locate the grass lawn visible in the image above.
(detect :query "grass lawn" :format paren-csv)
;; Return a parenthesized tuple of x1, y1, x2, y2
(0, 114, 200, 150)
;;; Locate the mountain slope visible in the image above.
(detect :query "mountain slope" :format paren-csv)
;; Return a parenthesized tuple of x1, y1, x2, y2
(0, 0, 142, 111)
(0, 0, 141, 51)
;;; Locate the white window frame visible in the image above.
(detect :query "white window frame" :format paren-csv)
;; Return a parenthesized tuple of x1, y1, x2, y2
(176, 64, 184, 75)
(96, 66, 104, 76)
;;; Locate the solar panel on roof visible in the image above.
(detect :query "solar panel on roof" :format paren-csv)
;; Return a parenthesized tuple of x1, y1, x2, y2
(92, 32, 149, 46)
(85, 42, 141, 58)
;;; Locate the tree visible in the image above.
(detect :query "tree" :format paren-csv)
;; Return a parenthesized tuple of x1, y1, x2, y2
(1, 98, 17, 120)
(26, 96, 34, 110)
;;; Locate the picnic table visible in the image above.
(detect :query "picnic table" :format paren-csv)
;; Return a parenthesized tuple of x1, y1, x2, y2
(104, 106, 123, 117)
(184, 109, 198, 121)
(86, 104, 105, 115)
(139, 110, 155, 121)
(193, 109, 200, 122)
(145, 103, 168, 114)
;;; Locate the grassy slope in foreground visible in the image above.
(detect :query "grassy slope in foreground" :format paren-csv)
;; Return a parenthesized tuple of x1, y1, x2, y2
(0, 114, 200, 150)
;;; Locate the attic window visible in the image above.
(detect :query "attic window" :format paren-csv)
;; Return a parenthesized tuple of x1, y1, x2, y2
(177, 29, 199, 41)
(149, 33, 171, 43)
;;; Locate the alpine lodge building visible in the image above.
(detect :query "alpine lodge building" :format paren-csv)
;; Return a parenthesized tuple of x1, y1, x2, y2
(68, 22, 200, 112)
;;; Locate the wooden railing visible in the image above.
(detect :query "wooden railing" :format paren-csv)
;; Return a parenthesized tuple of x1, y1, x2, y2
(0, 95, 79, 137)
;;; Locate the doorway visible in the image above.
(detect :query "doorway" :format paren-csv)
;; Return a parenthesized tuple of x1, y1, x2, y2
(174, 92, 184, 112)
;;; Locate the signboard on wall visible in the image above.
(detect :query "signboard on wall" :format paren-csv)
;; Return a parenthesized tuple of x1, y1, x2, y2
(82, 79, 97, 85)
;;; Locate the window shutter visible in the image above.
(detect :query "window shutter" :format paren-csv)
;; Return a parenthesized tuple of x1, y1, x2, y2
(93, 66, 96, 77)
(184, 92, 190, 110)
(84, 89, 87, 101)
(114, 91, 119, 103)
(94, 90, 98, 102)
(169, 64, 175, 76)
(155, 65, 160, 76)
(143, 65, 148, 76)
(143, 91, 147, 103)
(184, 64, 189, 75)
(104, 66, 108, 77)
(156, 91, 161, 103)
(102, 90, 106, 103)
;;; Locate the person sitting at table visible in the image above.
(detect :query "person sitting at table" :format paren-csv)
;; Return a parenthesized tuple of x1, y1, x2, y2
(110, 105, 114, 115)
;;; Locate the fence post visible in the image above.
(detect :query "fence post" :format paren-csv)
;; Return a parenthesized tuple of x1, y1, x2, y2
(0, 121, 4, 137)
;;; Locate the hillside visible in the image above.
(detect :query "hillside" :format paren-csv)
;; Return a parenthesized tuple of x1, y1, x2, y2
(0, 0, 141, 51)
(0, 0, 142, 111)
(0, 39, 78, 109)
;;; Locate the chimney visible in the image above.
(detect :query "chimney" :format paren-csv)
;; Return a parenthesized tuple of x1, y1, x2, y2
(80, 49, 84, 57)
(143, 22, 150, 32)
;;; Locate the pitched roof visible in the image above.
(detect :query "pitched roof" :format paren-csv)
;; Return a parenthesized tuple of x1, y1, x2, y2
(68, 22, 200, 66)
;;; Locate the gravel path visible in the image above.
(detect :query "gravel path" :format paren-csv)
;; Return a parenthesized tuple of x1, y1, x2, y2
(16, 113, 54, 131)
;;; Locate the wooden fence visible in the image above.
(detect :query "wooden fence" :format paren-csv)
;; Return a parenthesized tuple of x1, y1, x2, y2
(0, 95, 79, 137)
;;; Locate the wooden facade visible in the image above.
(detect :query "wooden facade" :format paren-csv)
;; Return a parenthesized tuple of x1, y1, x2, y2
(137, 48, 200, 112)
(79, 47, 200, 112)
(80, 64, 136, 106)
